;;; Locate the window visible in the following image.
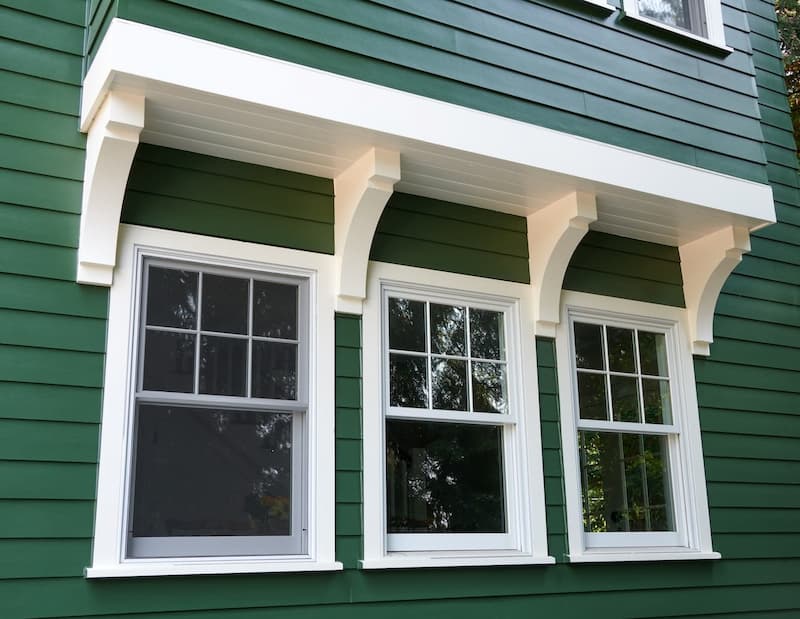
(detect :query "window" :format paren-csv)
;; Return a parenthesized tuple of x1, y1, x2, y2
(361, 262, 552, 569)
(621, 0, 728, 47)
(556, 292, 718, 562)
(129, 260, 306, 558)
(87, 225, 340, 577)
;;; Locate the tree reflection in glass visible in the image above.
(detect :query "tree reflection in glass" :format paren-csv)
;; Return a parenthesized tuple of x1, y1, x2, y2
(637, 0, 694, 31)
(146, 267, 198, 329)
(579, 430, 673, 533)
(386, 420, 505, 533)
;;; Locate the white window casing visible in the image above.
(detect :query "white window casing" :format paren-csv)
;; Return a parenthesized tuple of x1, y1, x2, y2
(361, 261, 554, 569)
(556, 291, 719, 562)
(621, 0, 730, 50)
(86, 224, 341, 578)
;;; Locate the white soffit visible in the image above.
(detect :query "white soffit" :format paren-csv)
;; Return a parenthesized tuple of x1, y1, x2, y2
(83, 19, 776, 246)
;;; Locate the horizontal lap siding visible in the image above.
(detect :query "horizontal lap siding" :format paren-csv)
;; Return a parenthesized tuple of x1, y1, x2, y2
(370, 192, 530, 282)
(107, 0, 768, 182)
(121, 143, 335, 254)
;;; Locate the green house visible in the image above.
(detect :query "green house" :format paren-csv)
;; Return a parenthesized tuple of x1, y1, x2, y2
(2, 0, 798, 616)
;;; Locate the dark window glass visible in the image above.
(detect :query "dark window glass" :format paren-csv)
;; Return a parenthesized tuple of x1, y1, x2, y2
(469, 309, 504, 360)
(607, 327, 636, 373)
(643, 378, 672, 424)
(389, 354, 427, 408)
(430, 304, 466, 356)
(146, 267, 198, 329)
(574, 322, 605, 370)
(252, 341, 297, 400)
(386, 420, 505, 533)
(577, 372, 608, 420)
(431, 358, 467, 411)
(579, 430, 673, 533)
(471, 361, 506, 413)
(388, 298, 426, 352)
(132, 405, 292, 539)
(639, 331, 669, 377)
(610, 375, 641, 423)
(142, 331, 195, 392)
(253, 281, 297, 339)
(202, 274, 249, 334)
(199, 336, 247, 396)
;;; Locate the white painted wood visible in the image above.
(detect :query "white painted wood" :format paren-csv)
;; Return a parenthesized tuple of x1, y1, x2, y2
(620, 0, 731, 50)
(77, 91, 144, 286)
(361, 262, 552, 567)
(555, 291, 718, 562)
(527, 192, 598, 336)
(334, 148, 401, 313)
(679, 225, 751, 355)
(82, 19, 775, 249)
(89, 225, 338, 577)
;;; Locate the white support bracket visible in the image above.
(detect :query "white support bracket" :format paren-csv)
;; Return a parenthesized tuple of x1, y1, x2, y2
(77, 91, 144, 286)
(333, 148, 401, 314)
(528, 192, 598, 337)
(679, 225, 751, 356)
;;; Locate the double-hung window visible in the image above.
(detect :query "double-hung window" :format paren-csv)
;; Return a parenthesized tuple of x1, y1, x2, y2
(87, 225, 339, 577)
(556, 292, 718, 562)
(362, 263, 552, 568)
(621, 0, 728, 47)
(129, 260, 307, 558)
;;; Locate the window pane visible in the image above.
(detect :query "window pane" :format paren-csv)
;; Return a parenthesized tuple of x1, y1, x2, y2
(639, 331, 669, 377)
(146, 267, 198, 329)
(579, 431, 674, 533)
(388, 298, 426, 352)
(577, 372, 608, 420)
(386, 420, 505, 533)
(142, 331, 195, 392)
(201, 274, 249, 335)
(131, 405, 293, 541)
(574, 322, 604, 370)
(199, 335, 247, 396)
(430, 304, 466, 356)
(253, 281, 297, 339)
(610, 375, 641, 423)
(252, 341, 297, 400)
(469, 308, 504, 360)
(431, 358, 467, 411)
(643, 378, 672, 424)
(637, 0, 694, 31)
(607, 327, 636, 373)
(472, 361, 507, 413)
(390, 354, 428, 408)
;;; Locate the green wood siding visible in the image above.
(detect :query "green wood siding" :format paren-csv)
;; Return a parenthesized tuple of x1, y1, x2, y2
(563, 231, 686, 307)
(89, 0, 769, 184)
(121, 144, 335, 254)
(0, 0, 798, 618)
(370, 192, 530, 282)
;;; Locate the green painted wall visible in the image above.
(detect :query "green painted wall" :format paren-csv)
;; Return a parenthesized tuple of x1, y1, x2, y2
(563, 231, 685, 307)
(90, 0, 768, 184)
(121, 143, 335, 254)
(0, 0, 798, 617)
(370, 192, 530, 283)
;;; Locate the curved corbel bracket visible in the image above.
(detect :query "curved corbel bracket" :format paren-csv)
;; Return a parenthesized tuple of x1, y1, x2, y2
(77, 92, 144, 286)
(334, 148, 401, 314)
(679, 225, 751, 356)
(528, 192, 598, 336)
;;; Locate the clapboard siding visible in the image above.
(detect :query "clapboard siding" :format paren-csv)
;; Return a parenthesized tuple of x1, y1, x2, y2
(370, 192, 530, 282)
(563, 231, 686, 307)
(86, 0, 770, 182)
(121, 144, 335, 253)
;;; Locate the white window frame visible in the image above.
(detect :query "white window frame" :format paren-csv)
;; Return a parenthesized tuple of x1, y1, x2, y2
(556, 291, 719, 562)
(621, 0, 730, 49)
(86, 224, 342, 578)
(362, 262, 553, 569)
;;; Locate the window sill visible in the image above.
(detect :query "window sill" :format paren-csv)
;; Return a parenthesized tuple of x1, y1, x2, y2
(568, 549, 721, 563)
(361, 553, 555, 570)
(582, 0, 615, 10)
(620, 13, 733, 53)
(85, 559, 344, 578)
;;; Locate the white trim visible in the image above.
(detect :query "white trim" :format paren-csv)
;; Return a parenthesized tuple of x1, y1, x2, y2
(334, 148, 400, 314)
(82, 19, 775, 225)
(362, 261, 552, 568)
(88, 224, 338, 578)
(582, 0, 616, 10)
(555, 291, 717, 562)
(621, 0, 731, 50)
